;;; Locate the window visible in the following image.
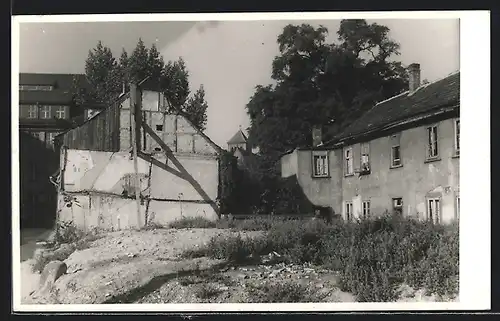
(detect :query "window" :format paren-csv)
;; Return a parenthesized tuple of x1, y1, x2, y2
(345, 202, 353, 221)
(427, 125, 439, 159)
(46, 132, 57, 147)
(392, 198, 403, 216)
(427, 198, 441, 224)
(390, 134, 402, 167)
(40, 106, 51, 119)
(391, 145, 401, 167)
(361, 143, 370, 173)
(312, 152, 329, 177)
(156, 124, 164, 131)
(455, 119, 460, 155)
(362, 201, 371, 219)
(55, 106, 67, 119)
(345, 148, 353, 175)
(28, 105, 38, 119)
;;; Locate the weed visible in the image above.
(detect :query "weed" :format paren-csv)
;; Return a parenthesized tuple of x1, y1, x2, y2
(194, 284, 222, 300)
(168, 217, 217, 229)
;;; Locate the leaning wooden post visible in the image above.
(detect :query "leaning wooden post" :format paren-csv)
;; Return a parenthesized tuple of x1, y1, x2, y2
(129, 83, 143, 229)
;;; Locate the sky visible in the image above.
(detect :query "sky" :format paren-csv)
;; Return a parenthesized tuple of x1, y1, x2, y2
(18, 18, 459, 148)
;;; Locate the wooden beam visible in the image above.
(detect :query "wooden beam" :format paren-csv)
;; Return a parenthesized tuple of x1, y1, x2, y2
(129, 83, 143, 228)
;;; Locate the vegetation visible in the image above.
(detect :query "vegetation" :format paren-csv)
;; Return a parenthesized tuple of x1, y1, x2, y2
(237, 20, 410, 215)
(181, 215, 459, 302)
(32, 221, 103, 273)
(73, 39, 208, 131)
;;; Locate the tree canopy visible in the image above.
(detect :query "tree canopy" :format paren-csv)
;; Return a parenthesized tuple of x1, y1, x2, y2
(246, 20, 409, 160)
(73, 39, 208, 131)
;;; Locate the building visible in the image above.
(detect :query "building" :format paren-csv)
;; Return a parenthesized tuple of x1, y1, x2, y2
(281, 64, 460, 224)
(54, 80, 224, 230)
(18, 73, 96, 228)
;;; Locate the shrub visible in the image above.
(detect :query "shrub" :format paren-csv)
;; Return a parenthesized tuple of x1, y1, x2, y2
(168, 217, 216, 229)
(55, 221, 85, 244)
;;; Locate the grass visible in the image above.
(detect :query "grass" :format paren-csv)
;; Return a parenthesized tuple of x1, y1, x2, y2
(181, 214, 459, 302)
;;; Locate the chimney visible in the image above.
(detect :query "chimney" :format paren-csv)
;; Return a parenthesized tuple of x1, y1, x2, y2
(408, 63, 421, 92)
(312, 125, 323, 147)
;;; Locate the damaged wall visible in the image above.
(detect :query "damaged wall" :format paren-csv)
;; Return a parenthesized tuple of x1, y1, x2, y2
(58, 149, 219, 230)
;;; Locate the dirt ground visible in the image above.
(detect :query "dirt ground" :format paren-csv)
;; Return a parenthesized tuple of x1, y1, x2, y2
(20, 227, 455, 304)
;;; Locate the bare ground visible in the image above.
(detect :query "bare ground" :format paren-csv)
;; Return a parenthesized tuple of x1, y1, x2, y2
(20, 227, 455, 304)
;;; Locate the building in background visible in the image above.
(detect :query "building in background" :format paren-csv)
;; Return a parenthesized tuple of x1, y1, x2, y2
(18, 73, 97, 228)
(281, 64, 460, 224)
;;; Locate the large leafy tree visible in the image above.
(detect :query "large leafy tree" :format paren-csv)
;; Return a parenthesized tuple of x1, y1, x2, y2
(184, 84, 208, 131)
(246, 20, 409, 161)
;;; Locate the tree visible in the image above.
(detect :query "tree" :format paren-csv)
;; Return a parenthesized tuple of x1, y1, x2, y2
(246, 20, 409, 160)
(75, 40, 206, 130)
(127, 38, 151, 84)
(163, 57, 190, 111)
(184, 84, 208, 131)
(77, 41, 122, 106)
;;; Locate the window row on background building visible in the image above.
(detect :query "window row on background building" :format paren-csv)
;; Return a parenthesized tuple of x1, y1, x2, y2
(344, 195, 460, 223)
(311, 118, 459, 178)
(19, 85, 54, 91)
(20, 104, 68, 120)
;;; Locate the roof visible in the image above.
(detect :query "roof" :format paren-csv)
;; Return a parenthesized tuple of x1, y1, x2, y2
(327, 71, 460, 146)
(227, 129, 247, 145)
(19, 73, 89, 105)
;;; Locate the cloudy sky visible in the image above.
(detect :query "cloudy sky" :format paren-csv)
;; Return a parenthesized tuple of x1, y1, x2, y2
(18, 18, 459, 148)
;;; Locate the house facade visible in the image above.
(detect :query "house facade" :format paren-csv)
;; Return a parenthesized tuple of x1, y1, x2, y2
(281, 64, 460, 224)
(55, 80, 223, 230)
(18, 73, 93, 228)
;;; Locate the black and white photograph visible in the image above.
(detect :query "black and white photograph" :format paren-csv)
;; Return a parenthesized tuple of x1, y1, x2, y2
(11, 11, 490, 312)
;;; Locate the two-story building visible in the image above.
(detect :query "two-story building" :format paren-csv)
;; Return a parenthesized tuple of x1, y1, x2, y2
(281, 64, 460, 224)
(18, 73, 98, 228)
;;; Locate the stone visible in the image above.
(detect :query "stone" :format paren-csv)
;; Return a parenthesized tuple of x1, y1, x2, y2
(38, 260, 67, 291)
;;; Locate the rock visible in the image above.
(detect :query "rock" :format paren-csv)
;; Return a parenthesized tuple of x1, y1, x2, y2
(237, 274, 248, 279)
(38, 260, 67, 291)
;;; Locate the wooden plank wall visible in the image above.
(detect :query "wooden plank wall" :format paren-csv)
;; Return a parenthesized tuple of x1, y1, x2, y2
(61, 100, 121, 152)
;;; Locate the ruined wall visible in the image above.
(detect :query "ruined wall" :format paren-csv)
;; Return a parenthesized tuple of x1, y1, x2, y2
(340, 117, 460, 223)
(58, 148, 219, 230)
(119, 89, 218, 156)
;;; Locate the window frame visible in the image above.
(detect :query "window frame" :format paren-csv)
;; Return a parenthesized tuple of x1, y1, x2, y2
(40, 105, 51, 119)
(27, 105, 38, 119)
(392, 197, 403, 216)
(312, 151, 329, 178)
(426, 124, 440, 160)
(362, 200, 371, 219)
(454, 118, 460, 156)
(54, 106, 67, 119)
(345, 201, 353, 221)
(344, 147, 354, 176)
(391, 145, 402, 168)
(360, 142, 371, 174)
(426, 197, 442, 224)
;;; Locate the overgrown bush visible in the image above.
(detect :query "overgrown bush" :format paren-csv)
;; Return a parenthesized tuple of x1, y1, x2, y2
(182, 214, 459, 301)
(168, 217, 217, 229)
(56, 221, 85, 244)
